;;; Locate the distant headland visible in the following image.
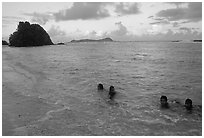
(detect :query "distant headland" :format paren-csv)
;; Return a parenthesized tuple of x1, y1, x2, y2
(70, 37, 113, 43)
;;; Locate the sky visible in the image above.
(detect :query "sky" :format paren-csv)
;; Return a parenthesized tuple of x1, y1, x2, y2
(2, 2, 202, 43)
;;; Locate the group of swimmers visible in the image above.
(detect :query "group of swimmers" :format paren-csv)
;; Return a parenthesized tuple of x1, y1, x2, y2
(97, 83, 116, 100)
(160, 95, 193, 111)
(97, 83, 195, 112)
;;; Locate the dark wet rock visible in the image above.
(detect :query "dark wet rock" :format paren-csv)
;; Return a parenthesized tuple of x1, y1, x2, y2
(193, 40, 202, 42)
(70, 37, 113, 43)
(56, 42, 65, 45)
(9, 21, 53, 47)
(2, 40, 9, 45)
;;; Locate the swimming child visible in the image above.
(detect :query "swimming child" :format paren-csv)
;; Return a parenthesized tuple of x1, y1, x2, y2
(109, 86, 116, 100)
(160, 95, 169, 108)
(97, 83, 104, 91)
(185, 98, 193, 111)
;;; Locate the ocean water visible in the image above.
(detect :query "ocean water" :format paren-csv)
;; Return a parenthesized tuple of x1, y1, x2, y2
(3, 42, 202, 135)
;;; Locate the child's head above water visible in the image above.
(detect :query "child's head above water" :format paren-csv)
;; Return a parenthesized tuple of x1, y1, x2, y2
(109, 86, 115, 92)
(185, 98, 192, 110)
(160, 95, 169, 108)
(97, 83, 103, 90)
(109, 86, 116, 100)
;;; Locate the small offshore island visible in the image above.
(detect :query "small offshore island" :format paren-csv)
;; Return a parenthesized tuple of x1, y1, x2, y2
(70, 37, 113, 43)
(9, 21, 53, 47)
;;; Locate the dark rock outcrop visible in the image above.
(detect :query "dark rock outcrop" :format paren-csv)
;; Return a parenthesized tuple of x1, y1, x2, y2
(193, 40, 202, 42)
(171, 40, 181, 42)
(70, 37, 113, 43)
(56, 42, 65, 45)
(9, 21, 53, 47)
(2, 40, 8, 45)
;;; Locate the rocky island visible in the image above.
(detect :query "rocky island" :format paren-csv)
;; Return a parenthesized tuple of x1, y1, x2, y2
(70, 37, 113, 43)
(9, 21, 53, 47)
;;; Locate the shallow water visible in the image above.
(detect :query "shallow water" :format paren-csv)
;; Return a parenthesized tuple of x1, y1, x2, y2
(3, 42, 202, 135)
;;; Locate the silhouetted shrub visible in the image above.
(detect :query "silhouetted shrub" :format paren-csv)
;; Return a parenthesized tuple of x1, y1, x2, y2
(2, 40, 8, 45)
(9, 21, 53, 47)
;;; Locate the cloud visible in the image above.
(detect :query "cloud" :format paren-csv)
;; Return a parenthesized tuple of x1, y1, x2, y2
(172, 22, 179, 27)
(53, 2, 110, 21)
(22, 2, 142, 23)
(147, 24, 164, 35)
(47, 25, 67, 43)
(156, 2, 202, 22)
(148, 16, 170, 25)
(115, 2, 140, 15)
(2, 16, 25, 25)
(49, 24, 201, 42)
(179, 27, 191, 31)
(136, 29, 201, 41)
(178, 27, 200, 34)
(82, 30, 108, 39)
(3, 16, 24, 20)
(80, 21, 133, 41)
(167, 2, 187, 6)
(103, 21, 201, 41)
(148, 16, 154, 18)
(24, 12, 52, 25)
(111, 21, 128, 36)
(48, 25, 66, 37)
(153, 17, 166, 21)
(181, 21, 191, 24)
(149, 20, 169, 25)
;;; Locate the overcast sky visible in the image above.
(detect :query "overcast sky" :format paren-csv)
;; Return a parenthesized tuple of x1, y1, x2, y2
(2, 2, 202, 42)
